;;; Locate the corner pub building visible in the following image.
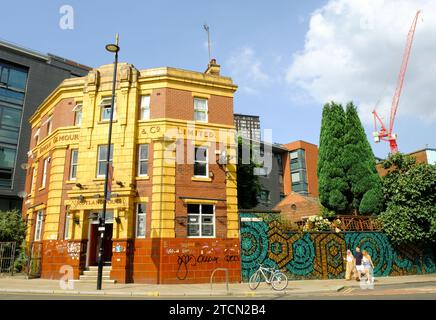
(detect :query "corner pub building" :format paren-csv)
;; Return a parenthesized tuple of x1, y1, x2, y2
(22, 60, 241, 284)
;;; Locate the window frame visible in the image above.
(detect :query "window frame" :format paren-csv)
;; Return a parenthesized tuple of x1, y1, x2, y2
(137, 144, 149, 176)
(187, 204, 215, 238)
(100, 97, 116, 122)
(96, 145, 113, 178)
(193, 146, 208, 178)
(70, 149, 78, 180)
(64, 212, 71, 240)
(135, 203, 147, 238)
(41, 157, 49, 188)
(73, 103, 83, 126)
(34, 210, 44, 241)
(193, 98, 208, 122)
(139, 95, 150, 120)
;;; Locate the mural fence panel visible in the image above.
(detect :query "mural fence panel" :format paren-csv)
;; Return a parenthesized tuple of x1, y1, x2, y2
(240, 213, 436, 282)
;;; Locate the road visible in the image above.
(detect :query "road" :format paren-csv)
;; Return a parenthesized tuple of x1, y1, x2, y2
(0, 282, 434, 300)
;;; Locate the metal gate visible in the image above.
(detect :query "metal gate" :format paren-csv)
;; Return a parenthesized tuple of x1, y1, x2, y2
(27, 242, 42, 278)
(0, 242, 16, 275)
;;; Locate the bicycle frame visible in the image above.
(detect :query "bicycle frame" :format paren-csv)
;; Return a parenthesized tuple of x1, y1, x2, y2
(257, 265, 277, 283)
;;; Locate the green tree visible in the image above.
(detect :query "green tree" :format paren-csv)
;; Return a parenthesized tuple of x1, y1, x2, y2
(0, 209, 26, 243)
(378, 153, 436, 246)
(237, 137, 261, 209)
(317, 102, 349, 213)
(343, 102, 383, 215)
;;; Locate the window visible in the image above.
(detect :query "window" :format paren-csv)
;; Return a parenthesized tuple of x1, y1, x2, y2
(291, 172, 300, 183)
(0, 145, 16, 188)
(194, 147, 208, 177)
(70, 149, 78, 180)
(34, 210, 44, 241)
(187, 204, 215, 237)
(100, 97, 116, 121)
(34, 127, 40, 145)
(138, 144, 149, 176)
(64, 211, 71, 240)
(194, 98, 208, 122)
(97, 145, 113, 177)
(139, 95, 150, 120)
(290, 151, 298, 160)
(73, 103, 82, 126)
(135, 203, 146, 238)
(42, 157, 49, 188)
(46, 117, 53, 135)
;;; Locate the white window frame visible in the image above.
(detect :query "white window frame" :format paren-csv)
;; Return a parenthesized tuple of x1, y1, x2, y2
(97, 145, 113, 178)
(187, 204, 215, 238)
(64, 212, 71, 240)
(135, 203, 146, 238)
(194, 98, 208, 122)
(34, 210, 44, 241)
(70, 149, 78, 180)
(42, 157, 49, 188)
(73, 103, 82, 126)
(194, 147, 208, 178)
(100, 97, 116, 121)
(138, 144, 149, 176)
(139, 95, 150, 120)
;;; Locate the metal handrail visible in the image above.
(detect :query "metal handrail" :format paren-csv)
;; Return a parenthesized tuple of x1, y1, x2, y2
(210, 268, 229, 293)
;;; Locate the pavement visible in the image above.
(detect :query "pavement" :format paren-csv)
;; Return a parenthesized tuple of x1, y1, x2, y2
(0, 274, 435, 297)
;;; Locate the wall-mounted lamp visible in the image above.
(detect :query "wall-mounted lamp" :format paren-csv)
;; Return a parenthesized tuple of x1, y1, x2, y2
(73, 216, 80, 225)
(209, 171, 214, 179)
(78, 195, 85, 202)
(116, 181, 124, 187)
(75, 183, 84, 189)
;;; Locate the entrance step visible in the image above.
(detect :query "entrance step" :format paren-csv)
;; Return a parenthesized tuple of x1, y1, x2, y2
(77, 266, 116, 284)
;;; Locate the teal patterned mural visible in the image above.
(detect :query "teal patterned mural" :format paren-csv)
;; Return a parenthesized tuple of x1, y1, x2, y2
(240, 213, 436, 281)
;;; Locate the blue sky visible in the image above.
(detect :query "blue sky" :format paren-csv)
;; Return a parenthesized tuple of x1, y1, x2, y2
(1, 0, 435, 159)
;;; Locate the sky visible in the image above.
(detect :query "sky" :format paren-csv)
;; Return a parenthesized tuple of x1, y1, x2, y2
(1, 0, 435, 159)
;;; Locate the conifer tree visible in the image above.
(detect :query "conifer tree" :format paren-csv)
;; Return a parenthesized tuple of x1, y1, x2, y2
(343, 103, 383, 215)
(317, 102, 349, 213)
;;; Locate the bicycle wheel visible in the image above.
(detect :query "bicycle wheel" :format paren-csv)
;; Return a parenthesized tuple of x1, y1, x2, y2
(271, 272, 288, 291)
(249, 270, 262, 290)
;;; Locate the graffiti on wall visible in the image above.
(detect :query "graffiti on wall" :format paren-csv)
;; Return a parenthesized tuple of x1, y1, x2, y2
(240, 213, 436, 281)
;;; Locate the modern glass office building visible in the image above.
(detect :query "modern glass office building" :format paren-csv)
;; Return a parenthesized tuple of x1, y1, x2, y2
(0, 40, 90, 211)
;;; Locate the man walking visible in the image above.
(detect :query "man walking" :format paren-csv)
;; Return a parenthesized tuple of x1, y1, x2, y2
(354, 246, 364, 281)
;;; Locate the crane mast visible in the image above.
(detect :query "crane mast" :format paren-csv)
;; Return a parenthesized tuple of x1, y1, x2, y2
(372, 10, 421, 153)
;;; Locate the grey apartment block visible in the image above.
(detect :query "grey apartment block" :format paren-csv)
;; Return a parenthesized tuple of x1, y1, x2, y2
(247, 139, 287, 210)
(234, 113, 261, 141)
(0, 40, 90, 212)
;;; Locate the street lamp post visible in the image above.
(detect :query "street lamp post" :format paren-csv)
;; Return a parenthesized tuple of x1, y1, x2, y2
(97, 34, 120, 290)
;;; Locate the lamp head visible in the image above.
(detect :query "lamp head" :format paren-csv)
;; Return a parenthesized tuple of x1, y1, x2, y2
(105, 43, 120, 53)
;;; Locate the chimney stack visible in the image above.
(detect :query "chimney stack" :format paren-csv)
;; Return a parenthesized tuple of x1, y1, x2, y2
(204, 59, 220, 76)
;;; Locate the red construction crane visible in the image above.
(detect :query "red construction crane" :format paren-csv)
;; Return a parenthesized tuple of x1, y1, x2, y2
(372, 10, 421, 153)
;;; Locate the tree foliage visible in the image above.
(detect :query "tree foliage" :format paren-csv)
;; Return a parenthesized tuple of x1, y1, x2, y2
(317, 102, 383, 215)
(378, 153, 436, 246)
(317, 102, 349, 213)
(343, 103, 383, 215)
(237, 137, 261, 209)
(0, 209, 26, 243)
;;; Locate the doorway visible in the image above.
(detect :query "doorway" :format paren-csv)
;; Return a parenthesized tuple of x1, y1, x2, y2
(87, 211, 114, 266)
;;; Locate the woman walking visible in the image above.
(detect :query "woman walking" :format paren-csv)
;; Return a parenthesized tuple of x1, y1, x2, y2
(362, 250, 375, 284)
(344, 249, 355, 280)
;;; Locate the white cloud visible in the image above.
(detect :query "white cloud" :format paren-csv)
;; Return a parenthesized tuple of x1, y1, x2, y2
(225, 47, 271, 94)
(287, 0, 436, 125)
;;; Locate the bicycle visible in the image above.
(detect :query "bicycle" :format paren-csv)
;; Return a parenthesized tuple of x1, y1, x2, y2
(249, 264, 288, 291)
